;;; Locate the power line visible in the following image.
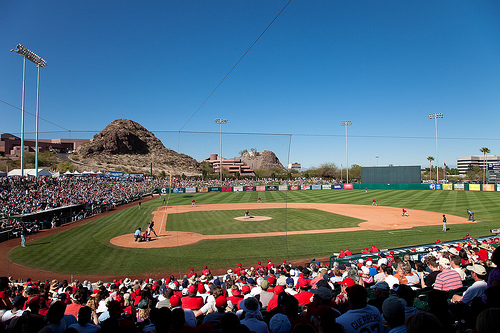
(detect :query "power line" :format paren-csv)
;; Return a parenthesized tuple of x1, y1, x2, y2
(0, 99, 71, 131)
(178, 0, 294, 131)
(5, 128, 500, 141)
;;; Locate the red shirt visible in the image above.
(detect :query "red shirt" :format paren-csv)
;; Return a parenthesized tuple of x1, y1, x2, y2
(227, 295, 243, 308)
(345, 250, 352, 256)
(181, 296, 204, 310)
(65, 303, 83, 318)
(294, 291, 313, 306)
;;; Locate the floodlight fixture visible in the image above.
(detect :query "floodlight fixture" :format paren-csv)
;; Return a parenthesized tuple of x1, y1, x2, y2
(340, 120, 352, 183)
(428, 113, 443, 119)
(11, 44, 47, 67)
(11, 44, 47, 177)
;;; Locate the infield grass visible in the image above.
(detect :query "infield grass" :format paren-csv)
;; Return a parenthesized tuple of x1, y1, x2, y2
(166, 209, 363, 234)
(8, 189, 500, 276)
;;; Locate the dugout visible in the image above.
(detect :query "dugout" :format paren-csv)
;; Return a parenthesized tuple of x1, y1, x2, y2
(361, 166, 421, 184)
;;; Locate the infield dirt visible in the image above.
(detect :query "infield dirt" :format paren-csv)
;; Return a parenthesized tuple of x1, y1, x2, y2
(110, 202, 469, 248)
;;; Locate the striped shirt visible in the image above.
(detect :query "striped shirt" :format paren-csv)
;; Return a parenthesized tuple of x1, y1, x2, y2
(434, 269, 463, 291)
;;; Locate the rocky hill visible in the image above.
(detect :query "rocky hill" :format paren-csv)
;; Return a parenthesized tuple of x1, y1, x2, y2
(239, 150, 285, 171)
(76, 119, 200, 176)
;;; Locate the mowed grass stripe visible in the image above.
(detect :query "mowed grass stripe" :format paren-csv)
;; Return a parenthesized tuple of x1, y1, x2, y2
(166, 209, 363, 235)
(7, 189, 500, 275)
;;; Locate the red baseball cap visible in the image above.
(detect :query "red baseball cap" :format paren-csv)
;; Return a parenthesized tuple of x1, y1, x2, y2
(170, 295, 181, 307)
(188, 285, 196, 294)
(274, 285, 284, 294)
(338, 278, 355, 287)
(299, 279, 310, 288)
(215, 296, 227, 308)
(242, 285, 250, 294)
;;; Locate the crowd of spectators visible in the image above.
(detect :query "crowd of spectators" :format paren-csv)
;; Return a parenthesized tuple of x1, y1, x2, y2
(1, 236, 499, 333)
(0, 176, 336, 219)
(168, 177, 336, 189)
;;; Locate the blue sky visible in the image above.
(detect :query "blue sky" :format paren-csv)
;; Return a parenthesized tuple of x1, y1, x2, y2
(1, 0, 499, 169)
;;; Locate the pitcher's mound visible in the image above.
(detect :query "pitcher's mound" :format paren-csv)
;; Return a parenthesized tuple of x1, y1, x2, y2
(234, 216, 272, 221)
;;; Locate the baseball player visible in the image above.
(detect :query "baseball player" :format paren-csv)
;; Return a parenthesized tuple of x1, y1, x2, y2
(148, 220, 158, 237)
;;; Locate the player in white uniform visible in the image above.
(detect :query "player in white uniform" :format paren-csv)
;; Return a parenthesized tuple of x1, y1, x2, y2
(336, 285, 383, 333)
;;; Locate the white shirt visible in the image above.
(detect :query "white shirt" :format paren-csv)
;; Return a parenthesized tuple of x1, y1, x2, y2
(336, 305, 383, 333)
(385, 275, 400, 289)
(1, 309, 23, 323)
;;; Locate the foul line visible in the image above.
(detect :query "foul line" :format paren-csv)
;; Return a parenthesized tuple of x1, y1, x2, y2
(388, 230, 422, 234)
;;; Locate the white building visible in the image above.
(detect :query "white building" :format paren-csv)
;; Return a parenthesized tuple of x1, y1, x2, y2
(457, 155, 500, 175)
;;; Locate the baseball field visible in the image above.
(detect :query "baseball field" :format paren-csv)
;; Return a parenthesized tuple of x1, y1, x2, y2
(5, 189, 500, 280)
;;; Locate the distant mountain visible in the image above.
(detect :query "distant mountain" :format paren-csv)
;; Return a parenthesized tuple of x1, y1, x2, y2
(77, 119, 200, 176)
(239, 150, 285, 170)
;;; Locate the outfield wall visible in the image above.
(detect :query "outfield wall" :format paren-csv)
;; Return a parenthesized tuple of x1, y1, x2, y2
(157, 183, 500, 193)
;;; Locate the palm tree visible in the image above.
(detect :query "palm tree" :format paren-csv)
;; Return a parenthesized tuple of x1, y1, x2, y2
(427, 156, 435, 182)
(480, 147, 491, 184)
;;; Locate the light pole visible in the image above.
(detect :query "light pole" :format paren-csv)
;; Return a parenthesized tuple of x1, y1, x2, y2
(11, 44, 47, 177)
(340, 121, 352, 183)
(214, 118, 228, 187)
(428, 113, 443, 185)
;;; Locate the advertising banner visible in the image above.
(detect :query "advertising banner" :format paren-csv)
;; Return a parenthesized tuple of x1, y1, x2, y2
(106, 172, 124, 177)
(469, 184, 481, 191)
(185, 187, 196, 193)
(332, 184, 342, 189)
(454, 184, 464, 191)
(488, 164, 500, 171)
(344, 184, 353, 189)
(442, 184, 453, 191)
(435, 184, 442, 190)
(311, 185, 322, 190)
(483, 184, 495, 192)
(257, 186, 266, 191)
(279, 185, 288, 191)
(173, 188, 184, 193)
(199, 187, 208, 193)
(128, 173, 144, 178)
(161, 188, 168, 194)
(234, 186, 244, 192)
(302, 185, 311, 190)
(244, 186, 255, 192)
(222, 187, 232, 192)
(266, 186, 278, 191)
(209, 187, 220, 192)
(429, 184, 442, 190)
(322, 185, 332, 190)
(290, 185, 299, 191)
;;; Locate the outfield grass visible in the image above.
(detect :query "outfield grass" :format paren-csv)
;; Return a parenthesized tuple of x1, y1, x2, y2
(8, 189, 500, 276)
(166, 209, 363, 234)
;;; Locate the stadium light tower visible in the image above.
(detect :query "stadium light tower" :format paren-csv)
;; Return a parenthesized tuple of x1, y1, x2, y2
(214, 118, 228, 187)
(428, 113, 443, 185)
(11, 44, 47, 177)
(340, 121, 352, 183)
